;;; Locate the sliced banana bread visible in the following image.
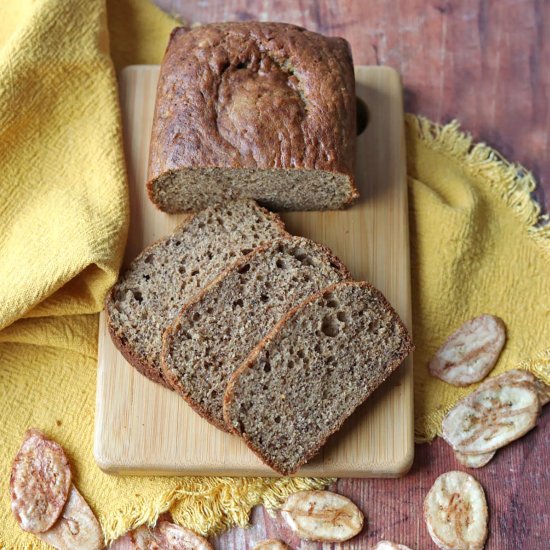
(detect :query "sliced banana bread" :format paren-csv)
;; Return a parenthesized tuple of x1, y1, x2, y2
(161, 237, 351, 429)
(105, 200, 287, 387)
(223, 281, 414, 475)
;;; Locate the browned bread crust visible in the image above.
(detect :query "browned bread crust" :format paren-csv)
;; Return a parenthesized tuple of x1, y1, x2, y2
(106, 309, 172, 388)
(148, 22, 358, 213)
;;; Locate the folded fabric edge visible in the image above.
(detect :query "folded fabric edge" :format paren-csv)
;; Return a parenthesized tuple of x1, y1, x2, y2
(405, 114, 550, 260)
(101, 476, 334, 542)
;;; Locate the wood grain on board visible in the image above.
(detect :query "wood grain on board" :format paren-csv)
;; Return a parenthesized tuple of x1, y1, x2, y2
(95, 65, 414, 477)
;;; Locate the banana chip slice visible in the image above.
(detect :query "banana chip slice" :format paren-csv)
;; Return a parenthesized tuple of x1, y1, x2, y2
(281, 490, 364, 542)
(10, 429, 72, 533)
(442, 381, 540, 454)
(253, 539, 290, 549)
(454, 450, 495, 469)
(114, 524, 152, 548)
(156, 521, 213, 549)
(372, 541, 413, 549)
(429, 315, 505, 386)
(37, 485, 103, 550)
(113, 521, 212, 549)
(489, 369, 550, 406)
(495, 369, 534, 383)
(424, 471, 488, 550)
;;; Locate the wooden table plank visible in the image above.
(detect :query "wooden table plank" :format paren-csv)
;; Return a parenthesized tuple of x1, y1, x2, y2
(211, 407, 550, 549)
(145, 2, 550, 548)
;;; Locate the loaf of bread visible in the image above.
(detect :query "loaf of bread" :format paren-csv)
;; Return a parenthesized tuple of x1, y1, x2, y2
(148, 22, 358, 213)
(223, 281, 414, 475)
(105, 200, 287, 387)
(161, 237, 351, 430)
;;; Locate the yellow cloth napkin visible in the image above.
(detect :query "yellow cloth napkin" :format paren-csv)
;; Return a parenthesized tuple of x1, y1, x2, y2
(0, 0, 549, 548)
(0, 2, 328, 548)
(406, 117, 550, 440)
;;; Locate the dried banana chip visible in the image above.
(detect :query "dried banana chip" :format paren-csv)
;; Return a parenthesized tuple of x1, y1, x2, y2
(113, 521, 212, 549)
(10, 429, 72, 533)
(37, 485, 103, 550)
(490, 369, 550, 406)
(372, 541, 413, 549)
(281, 490, 363, 542)
(254, 539, 290, 549)
(442, 382, 539, 454)
(429, 315, 505, 386)
(454, 450, 495, 469)
(115, 524, 153, 548)
(156, 521, 213, 549)
(490, 369, 535, 385)
(424, 471, 488, 550)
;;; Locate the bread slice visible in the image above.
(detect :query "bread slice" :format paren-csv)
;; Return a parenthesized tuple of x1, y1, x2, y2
(161, 237, 351, 430)
(223, 281, 414, 475)
(105, 200, 287, 387)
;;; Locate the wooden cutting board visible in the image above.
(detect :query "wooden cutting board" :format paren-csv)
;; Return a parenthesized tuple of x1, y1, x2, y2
(94, 65, 413, 477)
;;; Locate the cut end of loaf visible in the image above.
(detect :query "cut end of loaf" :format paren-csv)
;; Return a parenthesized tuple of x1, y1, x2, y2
(223, 281, 414, 475)
(147, 168, 358, 213)
(148, 23, 357, 215)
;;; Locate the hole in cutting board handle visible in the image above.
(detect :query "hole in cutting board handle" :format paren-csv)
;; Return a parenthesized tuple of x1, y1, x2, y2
(356, 97, 369, 135)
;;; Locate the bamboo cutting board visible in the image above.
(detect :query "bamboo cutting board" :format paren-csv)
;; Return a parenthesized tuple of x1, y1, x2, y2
(94, 65, 413, 477)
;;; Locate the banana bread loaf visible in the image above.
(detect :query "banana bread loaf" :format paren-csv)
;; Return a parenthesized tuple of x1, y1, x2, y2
(148, 22, 358, 213)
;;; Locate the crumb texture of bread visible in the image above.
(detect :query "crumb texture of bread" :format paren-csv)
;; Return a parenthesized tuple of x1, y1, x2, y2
(148, 22, 358, 212)
(223, 281, 413, 475)
(161, 237, 351, 429)
(105, 200, 287, 386)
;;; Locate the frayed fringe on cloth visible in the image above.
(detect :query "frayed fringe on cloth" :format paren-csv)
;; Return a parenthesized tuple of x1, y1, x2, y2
(405, 115, 550, 244)
(102, 475, 333, 543)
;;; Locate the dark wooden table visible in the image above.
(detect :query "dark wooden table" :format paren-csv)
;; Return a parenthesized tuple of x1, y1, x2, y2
(151, 2, 550, 548)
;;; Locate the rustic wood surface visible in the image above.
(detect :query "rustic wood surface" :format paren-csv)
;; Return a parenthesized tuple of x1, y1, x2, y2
(144, 1, 549, 548)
